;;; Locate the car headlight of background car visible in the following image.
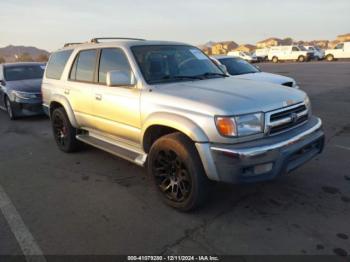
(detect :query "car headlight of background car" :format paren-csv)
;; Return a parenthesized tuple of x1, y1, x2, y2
(304, 95, 312, 115)
(12, 90, 38, 100)
(215, 112, 264, 137)
(292, 80, 299, 89)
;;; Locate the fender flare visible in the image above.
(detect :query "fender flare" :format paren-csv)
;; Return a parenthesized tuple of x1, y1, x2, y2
(141, 112, 209, 147)
(49, 94, 78, 127)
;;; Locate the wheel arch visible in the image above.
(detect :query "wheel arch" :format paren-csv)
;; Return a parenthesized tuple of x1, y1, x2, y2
(49, 95, 78, 127)
(142, 113, 209, 153)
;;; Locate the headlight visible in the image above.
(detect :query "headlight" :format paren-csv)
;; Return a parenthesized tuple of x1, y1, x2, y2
(292, 81, 299, 89)
(12, 91, 38, 100)
(215, 112, 264, 137)
(304, 95, 312, 114)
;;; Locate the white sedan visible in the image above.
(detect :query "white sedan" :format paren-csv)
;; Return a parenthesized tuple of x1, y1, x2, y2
(212, 55, 299, 88)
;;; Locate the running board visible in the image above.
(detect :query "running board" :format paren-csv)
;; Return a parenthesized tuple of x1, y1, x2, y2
(76, 134, 147, 166)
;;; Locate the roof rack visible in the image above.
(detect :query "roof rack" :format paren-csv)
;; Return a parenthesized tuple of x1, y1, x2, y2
(63, 42, 84, 47)
(90, 37, 146, 43)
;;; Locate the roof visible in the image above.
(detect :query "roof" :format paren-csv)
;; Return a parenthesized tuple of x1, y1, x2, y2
(59, 39, 191, 51)
(211, 55, 241, 60)
(257, 37, 281, 44)
(2, 62, 45, 67)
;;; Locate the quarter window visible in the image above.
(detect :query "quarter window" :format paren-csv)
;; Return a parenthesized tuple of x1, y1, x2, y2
(98, 48, 131, 84)
(46, 50, 73, 80)
(70, 49, 97, 82)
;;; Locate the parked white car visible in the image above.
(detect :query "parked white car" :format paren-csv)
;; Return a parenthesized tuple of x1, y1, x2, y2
(325, 42, 350, 61)
(227, 50, 258, 62)
(268, 45, 313, 63)
(212, 56, 298, 88)
(304, 46, 325, 60)
(254, 48, 270, 61)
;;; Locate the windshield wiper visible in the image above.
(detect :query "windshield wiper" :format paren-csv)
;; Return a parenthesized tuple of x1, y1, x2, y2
(195, 72, 229, 78)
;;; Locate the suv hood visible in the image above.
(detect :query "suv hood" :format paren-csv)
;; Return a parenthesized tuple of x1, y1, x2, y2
(232, 72, 294, 86)
(153, 77, 306, 115)
(5, 79, 42, 93)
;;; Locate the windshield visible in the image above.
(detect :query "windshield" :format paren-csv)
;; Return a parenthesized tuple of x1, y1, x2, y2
(218, 57, 259, 75)
(4, 65, 44, 81)
(298, 46, 307, 51)
(131, 45, 224, 84)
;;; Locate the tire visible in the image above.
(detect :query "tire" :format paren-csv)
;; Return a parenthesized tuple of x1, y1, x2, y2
(148, 132, 211, 211)
(298, 56, 306, 62)
(272, 56, 278, 63)
(51, 107, 80, 153)
(5, 96, 16, 120)
(326, 54, 334, 62)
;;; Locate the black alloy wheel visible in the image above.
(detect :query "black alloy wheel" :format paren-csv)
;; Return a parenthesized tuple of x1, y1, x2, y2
(154, 149, 192, 203)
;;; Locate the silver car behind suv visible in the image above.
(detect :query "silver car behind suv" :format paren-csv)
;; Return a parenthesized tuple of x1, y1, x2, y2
(42, 38, 324, 211)
(0, 62, 45, 119)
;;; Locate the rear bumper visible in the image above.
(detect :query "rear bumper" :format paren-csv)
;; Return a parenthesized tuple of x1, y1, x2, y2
(196, 116, 324, 184)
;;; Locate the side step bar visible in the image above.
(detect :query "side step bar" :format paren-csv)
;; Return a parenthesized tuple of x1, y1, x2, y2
(76, 134, 147, 166)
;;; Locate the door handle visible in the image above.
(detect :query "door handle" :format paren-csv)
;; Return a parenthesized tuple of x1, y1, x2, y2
(64, 89, 70, 95)
(95, 94, 102, 101)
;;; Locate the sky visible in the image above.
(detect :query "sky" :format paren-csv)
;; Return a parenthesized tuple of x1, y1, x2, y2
(0, 0, 349, 51)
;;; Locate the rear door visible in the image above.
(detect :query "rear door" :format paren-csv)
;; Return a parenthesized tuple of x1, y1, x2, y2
(91, 48, 141, 144)
(67, 49, 98, 127)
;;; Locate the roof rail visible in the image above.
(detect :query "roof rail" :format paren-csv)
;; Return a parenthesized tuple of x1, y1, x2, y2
(63, 42, 83, 47)
(90, 37, 146, 43)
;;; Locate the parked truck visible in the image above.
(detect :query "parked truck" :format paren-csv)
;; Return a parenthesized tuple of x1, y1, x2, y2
(268, 45, 313, 63)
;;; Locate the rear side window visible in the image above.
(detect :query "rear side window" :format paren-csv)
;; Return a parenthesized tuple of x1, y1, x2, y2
(46, 50, 73, 79)
(70, 49, 97, 82)
(98, 48, 131, 84)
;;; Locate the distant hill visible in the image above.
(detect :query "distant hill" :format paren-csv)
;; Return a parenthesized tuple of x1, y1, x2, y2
(0, 45, 50, 62)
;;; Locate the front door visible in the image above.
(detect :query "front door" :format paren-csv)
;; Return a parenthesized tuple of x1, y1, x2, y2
(91, 48, 141, 144)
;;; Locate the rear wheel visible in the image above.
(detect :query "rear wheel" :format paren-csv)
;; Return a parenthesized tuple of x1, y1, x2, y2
(5, 96, 16, 120)
(51, 107, 80, 152)
(326, 54, 334, 61)
(148, 133, 211, 211)
(272, 56, 278, 63)
(298, 55, 306, 62)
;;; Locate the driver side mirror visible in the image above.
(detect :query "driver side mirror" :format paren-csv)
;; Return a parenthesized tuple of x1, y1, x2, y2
(106, 70, 136, 87)
(0, 79, 5, 86)
(218, 64, 228, 75)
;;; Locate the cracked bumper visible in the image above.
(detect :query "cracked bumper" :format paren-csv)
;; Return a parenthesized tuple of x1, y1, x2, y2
(196, 116, 324, 184)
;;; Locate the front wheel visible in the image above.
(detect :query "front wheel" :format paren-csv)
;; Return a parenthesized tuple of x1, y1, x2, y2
(272, 56, 278, 63)
(326, 54, 334, 62)
(148, 133, 211, 211)
(51, 107, 80, 153)
(298, 55, 306, 62)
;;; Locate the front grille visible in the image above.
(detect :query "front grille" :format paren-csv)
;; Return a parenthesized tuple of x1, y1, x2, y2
(267, 104, 308, 135)
(282, 82, 293, 87)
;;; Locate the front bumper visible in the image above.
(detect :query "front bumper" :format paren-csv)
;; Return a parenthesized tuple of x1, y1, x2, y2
(196, 116, 324, 184)
(11, 98, 44, 116)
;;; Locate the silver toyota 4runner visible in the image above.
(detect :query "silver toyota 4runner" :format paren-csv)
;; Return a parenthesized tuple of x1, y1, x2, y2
(42, 38, 324, 211)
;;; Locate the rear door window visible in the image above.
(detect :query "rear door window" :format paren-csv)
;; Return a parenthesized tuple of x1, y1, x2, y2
(46, 50, 73, 79)
(70, 49, 97, 82)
